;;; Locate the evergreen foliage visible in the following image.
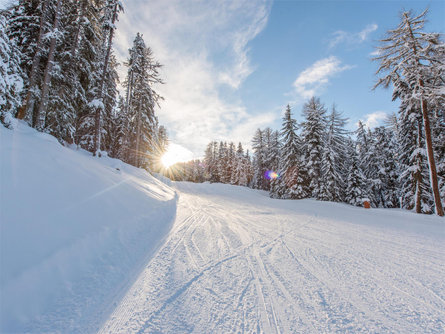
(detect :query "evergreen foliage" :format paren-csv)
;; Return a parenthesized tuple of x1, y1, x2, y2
(2, 1, 167, 173)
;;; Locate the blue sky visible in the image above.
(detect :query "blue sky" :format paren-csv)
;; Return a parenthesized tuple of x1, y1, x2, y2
(1, 0, 444, 159)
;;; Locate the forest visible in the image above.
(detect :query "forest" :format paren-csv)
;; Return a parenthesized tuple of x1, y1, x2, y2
(169, 10, 445, 216)
(0, 0, 167, 171)
(1, 3, 444, 215)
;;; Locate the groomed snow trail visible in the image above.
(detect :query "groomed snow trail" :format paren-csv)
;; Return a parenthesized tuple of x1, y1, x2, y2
(99, 182, 445, 334)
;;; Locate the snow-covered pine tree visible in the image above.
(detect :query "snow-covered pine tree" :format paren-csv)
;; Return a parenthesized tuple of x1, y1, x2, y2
(345, 146, 368, 207)
(245, 150, 253, 187)
(319, 105, 348, 202)
(123, 33, 163, 168)
(9, 0, 49, 124)
(226, 142, 236, 184)
(0, 12, 23, 127)
(432, 105, 445, 208)
(272, 104, 307, 199)
(101, 54, 120, 152)
(397, 101, 434, 213)
(145, 123, 168, 172)
(92, 0, 123, 156)
(102, 95, 125, 158)
(356, 120, 369, 166)
(34, 0, 62, 131)
(371, 126, 400, 208)
(252, 129, 268, 190)
(301, 97, 327, 199)
(262, 128, 274, 170)
(230, 142, 244, 185)
(204, 141, 218, 182)
(269, 130, 281, 173)
(43, 1, 105, 144)
(216, 141, 227, 183)
(238, 145, 250, 187)
(60, 0, 104, 148)
(373, 9, 444, 216)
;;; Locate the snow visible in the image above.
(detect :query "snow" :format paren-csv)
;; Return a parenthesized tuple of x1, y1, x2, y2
(0, 122, 177, 333)
(89, 98, 105, 109)
(1, 122, 445, 333)
(101, 182, 445, 334)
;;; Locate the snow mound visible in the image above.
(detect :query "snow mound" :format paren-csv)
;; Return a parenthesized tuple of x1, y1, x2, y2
(0, 122, 177, 333)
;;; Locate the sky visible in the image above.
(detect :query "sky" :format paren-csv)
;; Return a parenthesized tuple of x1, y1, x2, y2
(1, 0, 444, 159)
(112, 0, 444, 159)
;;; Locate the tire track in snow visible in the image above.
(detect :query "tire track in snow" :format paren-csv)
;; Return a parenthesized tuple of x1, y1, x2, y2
(100, 183, 445, 334)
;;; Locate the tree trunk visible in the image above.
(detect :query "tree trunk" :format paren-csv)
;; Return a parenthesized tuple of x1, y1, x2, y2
(135, 99, 142, 167)
(420, 95, 444, 216)
(93, 3, 118, 156)
(17, 0, 49, 121)
(35, 0, 62, 131)
(70, 0, 86, 59)
(415, 119, 422, 213)
(404, 13, 444, 216)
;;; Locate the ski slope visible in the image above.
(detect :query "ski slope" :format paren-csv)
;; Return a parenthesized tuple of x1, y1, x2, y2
(1, 122, 444, 333)
(0, 122, 177, 333)
(100, 182, 445, 334)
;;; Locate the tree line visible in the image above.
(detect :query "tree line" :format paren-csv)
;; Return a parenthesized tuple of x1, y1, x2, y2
(0, 0, 167, 171)
(172, 10, 444, 216)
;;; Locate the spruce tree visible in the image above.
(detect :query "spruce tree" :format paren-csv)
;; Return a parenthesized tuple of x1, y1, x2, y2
(0, 13, 23, 127)
(123, 33, 163, 168)
(345, 149, 368, 207)
(374, 9, 444, 215)
(301, 97, 326, 198)
(319, 105, 348, 202)
(252, 129, 267, 190)
(274, 104, 308, 199)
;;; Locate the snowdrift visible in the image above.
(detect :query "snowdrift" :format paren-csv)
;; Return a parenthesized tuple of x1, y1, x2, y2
(0, 122, 177, 333)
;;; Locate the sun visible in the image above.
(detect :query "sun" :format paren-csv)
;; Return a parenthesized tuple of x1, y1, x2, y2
(161, 143, 193, 168)
(161, 151, 178, 168)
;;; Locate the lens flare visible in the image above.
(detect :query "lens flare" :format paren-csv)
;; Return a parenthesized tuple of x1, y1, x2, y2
(161, 143, 193, 168)
(264, 170, 280, 180)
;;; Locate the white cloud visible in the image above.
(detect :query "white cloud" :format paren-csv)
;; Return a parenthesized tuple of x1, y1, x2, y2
(114, 0, 273, 157)
(329, 23, 378, 49)
(362, 111, 388, 128)
(293, 56, 354, 98)
(369, 49, 381, 57)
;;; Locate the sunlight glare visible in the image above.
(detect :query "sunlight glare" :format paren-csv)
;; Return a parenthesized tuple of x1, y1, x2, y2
(161, 143, 193, 168)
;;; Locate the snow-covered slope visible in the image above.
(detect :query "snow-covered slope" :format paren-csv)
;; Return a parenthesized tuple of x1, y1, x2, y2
(0, 122, 177, 333)
(2, 122, 445, 334)
(101, 182, 445, 334)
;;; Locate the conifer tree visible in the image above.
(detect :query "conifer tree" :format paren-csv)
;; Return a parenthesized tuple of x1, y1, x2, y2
(11, 0, 49, 123)
(320, 106, 348, 202)
(301, 97, 326, 198)
(273, 105, 308, 199)
(252, 129, 267, 190)
(204, 141, 219, 183)
(372, 126, 400, 208)
(0, 13, 23, 127)
(374, 9, 444, 215)
(34, 0, 62, 131)
(397, 103, 433, 213)
(123, 33, 163, 167)
(93, 0, 123, 156)
(345, 149, 368, 207)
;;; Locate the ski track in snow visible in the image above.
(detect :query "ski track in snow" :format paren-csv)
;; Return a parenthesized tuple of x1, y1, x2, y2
(99, 182, 445, 334)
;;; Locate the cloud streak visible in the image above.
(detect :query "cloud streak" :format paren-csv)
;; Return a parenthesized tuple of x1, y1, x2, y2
(362, 111, 388, 128)
(329, 23, 378, 49)
(293, 56, 354, 98)
(113, 0, 273, 156)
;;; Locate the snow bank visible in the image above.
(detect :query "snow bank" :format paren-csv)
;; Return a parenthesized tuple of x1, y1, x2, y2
(0, 122, 177, 333)
(175, 182, 444, 240)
